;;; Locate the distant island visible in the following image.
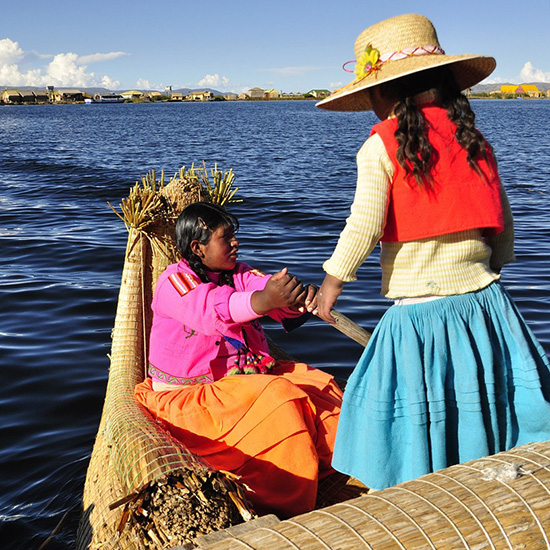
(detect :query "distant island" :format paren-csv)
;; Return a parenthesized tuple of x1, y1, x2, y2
(0, 85, 331, 105)
(467, 82, 550, 99)
(1, 83, 548, 105)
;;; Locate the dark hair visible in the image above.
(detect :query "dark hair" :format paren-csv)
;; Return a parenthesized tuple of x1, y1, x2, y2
(379, 66, 492, 186)
(175, 201, 239, 286)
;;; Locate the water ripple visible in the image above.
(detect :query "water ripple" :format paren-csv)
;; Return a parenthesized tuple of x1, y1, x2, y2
(1, 99, 549, 549)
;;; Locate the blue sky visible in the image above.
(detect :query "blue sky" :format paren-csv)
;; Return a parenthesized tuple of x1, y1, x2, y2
(1, 0, 549, 93)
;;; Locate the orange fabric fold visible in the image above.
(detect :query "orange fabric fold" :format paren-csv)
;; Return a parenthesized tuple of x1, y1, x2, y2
(134, 361, 342, 518)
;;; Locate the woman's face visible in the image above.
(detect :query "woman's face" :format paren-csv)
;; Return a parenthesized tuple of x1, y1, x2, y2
(193, 224, 239, 272)
(369, 86, 396, 120)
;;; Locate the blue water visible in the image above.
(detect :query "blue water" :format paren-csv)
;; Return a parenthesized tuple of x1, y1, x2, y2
(1, 99, 549, 548)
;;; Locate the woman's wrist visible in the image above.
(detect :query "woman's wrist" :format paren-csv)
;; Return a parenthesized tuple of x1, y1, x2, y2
(250, 289, 272, 316)
(317, 274, 345, 323)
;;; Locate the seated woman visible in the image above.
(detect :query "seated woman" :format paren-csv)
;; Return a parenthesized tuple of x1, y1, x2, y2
(135, 201, 343, 518)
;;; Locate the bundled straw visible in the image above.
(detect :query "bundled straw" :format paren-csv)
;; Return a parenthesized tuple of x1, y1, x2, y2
(193, 440, 550, 550)
(76, 167, 253, 550)
(194, 162, 241, 206)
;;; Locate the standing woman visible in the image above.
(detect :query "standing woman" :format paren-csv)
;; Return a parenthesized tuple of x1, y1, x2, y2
(314, 14, 550, 490)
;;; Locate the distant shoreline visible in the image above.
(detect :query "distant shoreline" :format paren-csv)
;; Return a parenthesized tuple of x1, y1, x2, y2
(0, 96, 326, 106)
(2, 96, 549, 106)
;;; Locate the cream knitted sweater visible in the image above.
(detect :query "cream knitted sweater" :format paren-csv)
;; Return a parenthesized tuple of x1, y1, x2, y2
(323, 133, 515, 299)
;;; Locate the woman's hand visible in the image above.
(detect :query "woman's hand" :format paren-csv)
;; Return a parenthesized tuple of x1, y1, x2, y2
(293, 283, 318, 313)
(313, 274, 345, 324)
(251, 268, 306, 315)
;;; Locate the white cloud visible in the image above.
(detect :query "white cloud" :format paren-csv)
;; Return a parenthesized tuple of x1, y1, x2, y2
(79, 52, 127, 64)
(102, 75, 120, 89)
(0, 38, 127, 88)
(197, 73, 230, 90)
(134, 78, 169, 91)
(519, 61, 550, 83)
(328, 81, 344, 90)
(0, 67, 21, 85)
(0, 38, 24, 65)
(136, 78, 153, 89)
(46, 52, 95, 87)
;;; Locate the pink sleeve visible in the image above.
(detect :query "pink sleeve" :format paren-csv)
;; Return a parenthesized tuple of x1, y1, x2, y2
(154, 263, 309, 334)
(234, 263, 309, 325)
(228, 291, 263, 323)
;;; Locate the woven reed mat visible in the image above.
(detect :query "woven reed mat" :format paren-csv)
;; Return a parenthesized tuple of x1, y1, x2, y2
(183, 439, 550, 550)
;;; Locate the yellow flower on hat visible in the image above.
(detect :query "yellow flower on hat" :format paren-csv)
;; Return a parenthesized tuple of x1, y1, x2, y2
(354, 45, 380, 79)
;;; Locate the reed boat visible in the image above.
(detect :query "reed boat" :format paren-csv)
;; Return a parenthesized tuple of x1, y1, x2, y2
(76, 168, 550, 550)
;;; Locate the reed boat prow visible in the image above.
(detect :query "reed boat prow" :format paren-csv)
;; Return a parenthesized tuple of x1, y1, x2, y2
(76, 171, 550, 550)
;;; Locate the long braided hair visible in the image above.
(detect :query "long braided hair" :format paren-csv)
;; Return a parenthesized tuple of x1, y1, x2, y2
(379, 66, 492, 186)
(175, 201, 239, 287)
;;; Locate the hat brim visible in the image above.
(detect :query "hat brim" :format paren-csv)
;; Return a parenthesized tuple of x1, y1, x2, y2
(316, 54, 496, 111)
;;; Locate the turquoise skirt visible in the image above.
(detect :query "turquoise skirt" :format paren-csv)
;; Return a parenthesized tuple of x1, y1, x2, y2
(332, 282, 550, 490)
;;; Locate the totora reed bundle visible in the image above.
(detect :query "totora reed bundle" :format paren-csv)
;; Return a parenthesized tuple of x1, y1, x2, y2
(76, 166, 253, 550)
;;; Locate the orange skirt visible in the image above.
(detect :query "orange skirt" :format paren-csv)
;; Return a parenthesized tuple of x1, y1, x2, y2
(134, 361, 342, 518)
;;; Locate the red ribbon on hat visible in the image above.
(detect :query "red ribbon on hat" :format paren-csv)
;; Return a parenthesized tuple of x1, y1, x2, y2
(343, 44, 445, 73)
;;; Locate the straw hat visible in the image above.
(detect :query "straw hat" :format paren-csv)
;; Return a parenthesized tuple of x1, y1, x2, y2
(316, 13, 496, 111)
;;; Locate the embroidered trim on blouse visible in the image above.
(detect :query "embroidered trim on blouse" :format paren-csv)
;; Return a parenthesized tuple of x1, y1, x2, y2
(148, 364, 214, 385)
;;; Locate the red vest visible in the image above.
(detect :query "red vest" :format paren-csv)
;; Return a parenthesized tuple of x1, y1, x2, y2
(371, 105, 504, 243)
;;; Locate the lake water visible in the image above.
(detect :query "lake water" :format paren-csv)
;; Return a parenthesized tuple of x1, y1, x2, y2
(1, 99, 549, 549)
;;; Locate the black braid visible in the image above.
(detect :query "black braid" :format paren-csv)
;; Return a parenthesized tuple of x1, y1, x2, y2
(443, 82, 492, 178)
(394, 96, 433, 186)
(175, 202, 239, 288)
(380, 66, 492, 186)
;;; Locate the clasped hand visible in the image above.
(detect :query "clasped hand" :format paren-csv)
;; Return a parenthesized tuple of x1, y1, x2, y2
(251, 267, 319, 315)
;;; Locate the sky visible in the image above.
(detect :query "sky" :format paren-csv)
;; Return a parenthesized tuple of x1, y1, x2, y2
(1, 0, 549, 93)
